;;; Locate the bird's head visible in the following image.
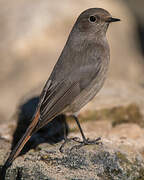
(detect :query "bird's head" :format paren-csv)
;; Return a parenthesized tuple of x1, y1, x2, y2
(74, 8, 120, 36)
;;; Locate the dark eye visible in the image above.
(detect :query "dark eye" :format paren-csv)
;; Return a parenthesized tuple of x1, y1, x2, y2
(89, 16, 96, 22)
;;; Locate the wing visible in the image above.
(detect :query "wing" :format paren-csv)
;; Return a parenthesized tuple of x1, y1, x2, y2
(34, 79, 81, 131)
(34, 61, 101, 132)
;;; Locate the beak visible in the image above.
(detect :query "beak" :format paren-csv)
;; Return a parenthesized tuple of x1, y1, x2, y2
(105, 17, 121, 23)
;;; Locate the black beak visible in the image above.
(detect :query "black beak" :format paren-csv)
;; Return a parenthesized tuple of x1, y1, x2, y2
(106, 17, 121, 23)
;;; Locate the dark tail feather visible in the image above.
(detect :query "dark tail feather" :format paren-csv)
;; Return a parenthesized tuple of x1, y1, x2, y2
(2, 110, 40, 173)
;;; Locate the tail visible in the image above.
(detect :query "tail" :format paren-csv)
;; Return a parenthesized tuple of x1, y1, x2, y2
(2, 109, 40, 170)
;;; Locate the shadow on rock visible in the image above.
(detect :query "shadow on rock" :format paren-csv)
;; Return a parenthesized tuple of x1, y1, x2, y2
(11, 96, 69, 155)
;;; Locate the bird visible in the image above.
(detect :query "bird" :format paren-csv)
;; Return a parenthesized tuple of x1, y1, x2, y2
(2, 8, 120, 172)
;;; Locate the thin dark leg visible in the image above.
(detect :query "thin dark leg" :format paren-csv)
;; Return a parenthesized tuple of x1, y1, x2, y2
(59, 120, 68, 152)
(72, 115, 101, 145)
(59, 115, 102, 152)
(59, 118, 79, 152)
(59, 123, 77, 153)
(63, 119, 68, 140)
(72, 115, 86, 141)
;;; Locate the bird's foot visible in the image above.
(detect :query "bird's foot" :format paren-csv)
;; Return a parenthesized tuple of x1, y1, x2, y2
(59, 137, 102, 153)
(59, 137, 80, 153)
(70, 137, 102, 151)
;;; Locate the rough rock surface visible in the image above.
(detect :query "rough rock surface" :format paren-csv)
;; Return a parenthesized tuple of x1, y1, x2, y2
(1, 138, 144, 180)
(0, 0, 144, 179)
(1, 79, 144, 142)
(1, 79, 144, 179)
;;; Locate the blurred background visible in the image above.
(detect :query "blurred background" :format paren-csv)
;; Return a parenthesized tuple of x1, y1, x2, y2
(0, 0, 144, 139)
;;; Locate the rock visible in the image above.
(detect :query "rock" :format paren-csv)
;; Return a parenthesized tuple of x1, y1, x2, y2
(81, 79, 144, 116)
(0, 138, 11, 166)
(0, 1, 144, 178)
(0, 138, 144, 179)
(0, 79, 144, 178)
(0, 0, 143, 121)
(1, 79, 144, 153)
(68, 80, 144, 156)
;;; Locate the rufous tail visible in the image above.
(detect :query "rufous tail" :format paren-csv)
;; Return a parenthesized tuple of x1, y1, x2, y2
(2, 109, 40, 170)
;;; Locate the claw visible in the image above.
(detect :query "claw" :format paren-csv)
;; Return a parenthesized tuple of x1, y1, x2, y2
(70, 137, 102, 151)
(59, 137, 80, 153)
(59, 136, 102, 153)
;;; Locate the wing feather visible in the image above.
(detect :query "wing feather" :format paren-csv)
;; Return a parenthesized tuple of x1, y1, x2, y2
(35, 63, 102, 132)
(35, 81, 80, 131)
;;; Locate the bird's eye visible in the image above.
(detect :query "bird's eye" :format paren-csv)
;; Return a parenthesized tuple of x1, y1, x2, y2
(89, 16, 96, 22)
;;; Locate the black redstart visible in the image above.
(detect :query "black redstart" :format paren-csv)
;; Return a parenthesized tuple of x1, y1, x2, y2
(2, 8, 120, 171)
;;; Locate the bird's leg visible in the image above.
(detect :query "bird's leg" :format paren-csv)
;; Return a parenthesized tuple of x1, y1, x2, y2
(70, 115, 102, 150)
(59, 119, 79, 153)
(59, 115, 102, 152)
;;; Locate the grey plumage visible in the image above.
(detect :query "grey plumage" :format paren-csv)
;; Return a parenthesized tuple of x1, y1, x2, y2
(36, 8, 111, 130)
(2, 8, 120, 171)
